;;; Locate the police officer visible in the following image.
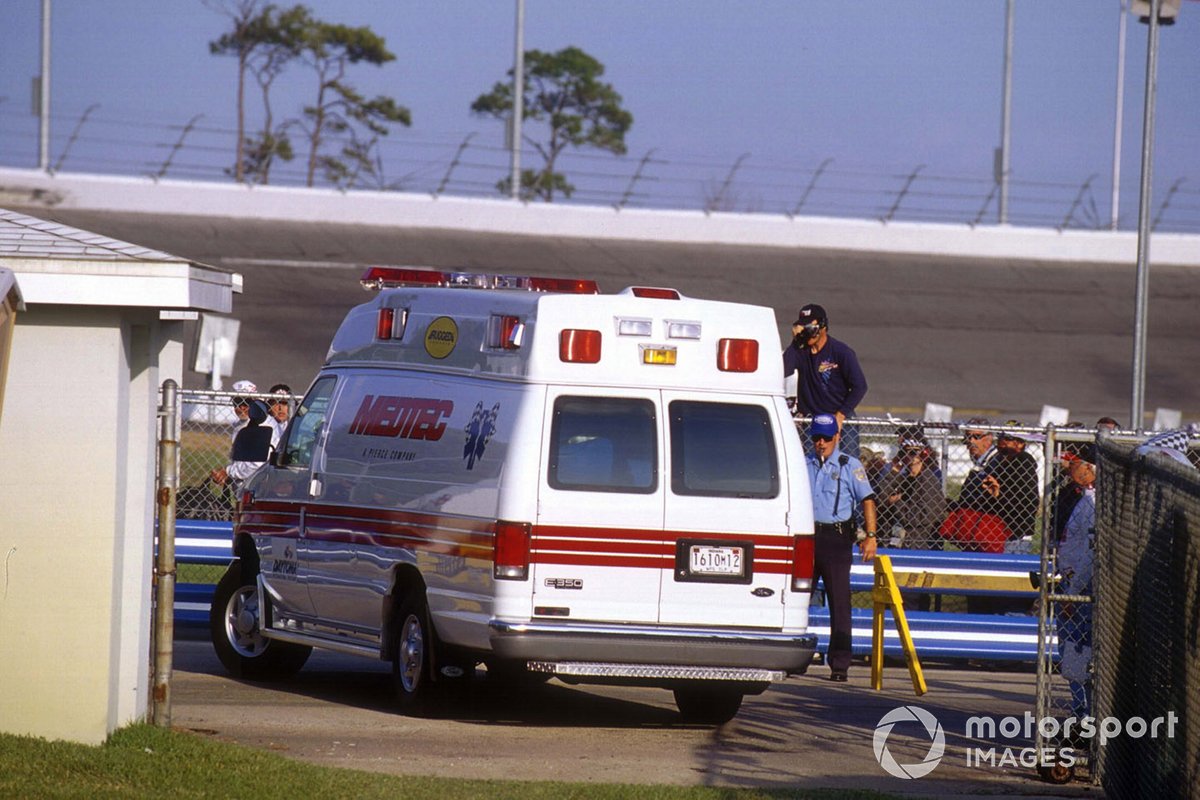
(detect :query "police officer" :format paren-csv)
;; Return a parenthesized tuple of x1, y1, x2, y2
(805, 413, 878, 682)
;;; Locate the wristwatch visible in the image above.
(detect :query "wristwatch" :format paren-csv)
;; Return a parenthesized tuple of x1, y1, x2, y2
(865, 531, 877, 538)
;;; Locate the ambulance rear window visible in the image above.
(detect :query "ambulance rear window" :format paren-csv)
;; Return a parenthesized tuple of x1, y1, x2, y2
(548, 397, 657, 494)
(668, 401, 779, 498)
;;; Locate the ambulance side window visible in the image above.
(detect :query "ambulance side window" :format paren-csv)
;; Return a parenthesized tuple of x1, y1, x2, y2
(279, 377, 336, 469)
(669, 401, 779, 498)
(548, 396, 657, 494)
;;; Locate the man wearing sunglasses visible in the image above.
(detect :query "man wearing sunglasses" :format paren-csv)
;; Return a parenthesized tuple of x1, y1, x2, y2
(805, 413, 877, 682)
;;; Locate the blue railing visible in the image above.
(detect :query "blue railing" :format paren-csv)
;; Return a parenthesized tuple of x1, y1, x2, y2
(176, 520, 1044, 661)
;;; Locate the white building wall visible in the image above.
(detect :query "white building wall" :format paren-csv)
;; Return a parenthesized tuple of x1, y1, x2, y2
(0, 308, 175, 743)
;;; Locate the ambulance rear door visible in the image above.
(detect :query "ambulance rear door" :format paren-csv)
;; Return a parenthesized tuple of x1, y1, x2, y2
(533, 388, 665, 624)
(658, 393, 790, 628)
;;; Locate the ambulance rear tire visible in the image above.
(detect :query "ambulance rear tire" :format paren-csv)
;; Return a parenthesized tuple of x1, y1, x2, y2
(210, 563, 311, 680)
(673, 686, 744, 725)
(1037, 760, 1075, 785)
(392, 591, 437, 713)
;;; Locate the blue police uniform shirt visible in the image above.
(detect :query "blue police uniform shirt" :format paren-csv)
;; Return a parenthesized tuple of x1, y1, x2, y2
(806, 447, 875, 524)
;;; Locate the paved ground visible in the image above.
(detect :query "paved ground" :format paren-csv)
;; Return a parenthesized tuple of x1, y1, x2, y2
(170, 640, 1103, 798)
(14, 206, 1200, 425)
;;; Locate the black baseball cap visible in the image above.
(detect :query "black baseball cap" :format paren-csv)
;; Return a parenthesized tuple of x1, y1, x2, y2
(794, 304, 827, 327)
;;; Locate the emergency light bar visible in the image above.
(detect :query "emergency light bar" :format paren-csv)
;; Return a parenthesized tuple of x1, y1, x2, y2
(361, 266, 599, 294)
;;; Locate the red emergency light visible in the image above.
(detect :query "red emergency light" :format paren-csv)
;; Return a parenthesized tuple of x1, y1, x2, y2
(716, 338, 759, 372)
(559, 329, 602, 363)
(361, 266, 598, 294)
(630, 287, 680, 300)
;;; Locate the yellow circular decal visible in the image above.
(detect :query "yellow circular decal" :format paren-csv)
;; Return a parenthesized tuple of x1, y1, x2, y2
(424, 316, 458, 359)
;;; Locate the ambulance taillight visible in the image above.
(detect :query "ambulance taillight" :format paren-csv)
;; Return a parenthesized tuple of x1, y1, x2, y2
(376, 307, 407, 340)
(791, 535, 814, 592)
(717, 338, 759, 372)
(560, 329, 602, 363)
(487, 314, 525, 349)
(494, 521, 532, 580)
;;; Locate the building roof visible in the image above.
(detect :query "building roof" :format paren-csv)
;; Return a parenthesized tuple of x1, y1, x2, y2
(0, 208, 238, 312)
(0, 208, 188, 263)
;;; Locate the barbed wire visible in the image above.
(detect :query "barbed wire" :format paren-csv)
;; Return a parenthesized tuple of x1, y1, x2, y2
(0, 108, 1196, 233)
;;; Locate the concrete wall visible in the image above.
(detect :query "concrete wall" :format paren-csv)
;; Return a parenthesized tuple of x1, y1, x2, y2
(0, 307, 185, 744)
(1, 167, 1198, 267)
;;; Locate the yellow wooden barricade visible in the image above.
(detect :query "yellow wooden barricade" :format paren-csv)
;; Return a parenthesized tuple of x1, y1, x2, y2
(871, 554, 927, 696)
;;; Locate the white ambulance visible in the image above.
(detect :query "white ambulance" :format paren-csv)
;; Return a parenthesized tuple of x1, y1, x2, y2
(210, 268, 817, 723)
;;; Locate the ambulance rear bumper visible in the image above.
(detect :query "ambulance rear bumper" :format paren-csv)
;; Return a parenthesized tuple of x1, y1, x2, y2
(488, 619, 816, 673)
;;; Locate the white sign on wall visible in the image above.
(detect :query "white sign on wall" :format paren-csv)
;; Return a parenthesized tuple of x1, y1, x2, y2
(193, 314, 240, 384)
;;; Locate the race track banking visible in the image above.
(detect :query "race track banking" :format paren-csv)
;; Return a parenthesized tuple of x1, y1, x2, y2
(13, 206, 1200, 425)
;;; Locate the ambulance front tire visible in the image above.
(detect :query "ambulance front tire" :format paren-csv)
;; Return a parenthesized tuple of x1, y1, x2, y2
(673, 685, 744, 725)
(209, 563, 311, 680)
(391, 590, 438, 713)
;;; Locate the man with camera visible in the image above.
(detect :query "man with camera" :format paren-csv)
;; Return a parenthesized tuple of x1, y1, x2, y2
(784, 303, 868, 456)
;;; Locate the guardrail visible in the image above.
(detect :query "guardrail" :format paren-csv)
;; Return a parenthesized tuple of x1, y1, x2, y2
(174, 519, 1043, 660)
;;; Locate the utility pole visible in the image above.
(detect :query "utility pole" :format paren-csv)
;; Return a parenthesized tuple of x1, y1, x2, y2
(509, 0, 525, 200)
(1111, 0, 1129, 230)
(1130, 0, 1167, 429)
(997, 0, 1014, 224)
(38, 0, 51, 171)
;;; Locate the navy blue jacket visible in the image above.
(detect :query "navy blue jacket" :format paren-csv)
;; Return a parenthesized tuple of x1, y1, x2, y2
(783, 335, 868, 417)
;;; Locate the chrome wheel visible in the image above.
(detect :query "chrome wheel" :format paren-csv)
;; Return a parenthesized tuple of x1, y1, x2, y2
(398, 612, 425, 694)
(224, 584, 268, 658)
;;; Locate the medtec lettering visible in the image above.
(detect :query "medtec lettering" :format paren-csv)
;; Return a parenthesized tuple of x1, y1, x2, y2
(349, 395, 454, 440)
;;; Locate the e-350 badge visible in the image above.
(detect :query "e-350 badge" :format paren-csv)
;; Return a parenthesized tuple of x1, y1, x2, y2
(544, 577, 583, 590)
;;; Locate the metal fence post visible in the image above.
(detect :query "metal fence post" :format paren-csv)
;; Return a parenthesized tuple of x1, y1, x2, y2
(788, 157, 833, 218)
(152, 379, 179, 727)
(152, 114, 204, 182)
(433, 133, 475, 198)
(881, 164, 925, 223)
(51, 103, 98, 174)
(704, 152, 750, 214)
(614, 148, 657, 210)
(1057, 174, 1100, 231)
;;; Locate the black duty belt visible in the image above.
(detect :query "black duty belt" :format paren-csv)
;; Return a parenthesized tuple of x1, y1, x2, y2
(815, 520, 855, 536)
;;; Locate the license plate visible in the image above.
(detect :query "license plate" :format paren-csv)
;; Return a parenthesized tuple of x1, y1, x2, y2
(689, 545, 744, 576)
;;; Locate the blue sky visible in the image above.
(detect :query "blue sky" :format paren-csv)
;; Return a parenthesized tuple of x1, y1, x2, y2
(1, 1, 1199, 228)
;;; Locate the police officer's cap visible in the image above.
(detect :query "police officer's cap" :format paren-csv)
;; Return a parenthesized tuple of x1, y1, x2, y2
(811, 413, 839, 438)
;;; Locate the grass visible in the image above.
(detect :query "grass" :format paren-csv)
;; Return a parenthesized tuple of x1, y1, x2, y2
(0, 724, 901, 800)
(179, 428, 232, 489)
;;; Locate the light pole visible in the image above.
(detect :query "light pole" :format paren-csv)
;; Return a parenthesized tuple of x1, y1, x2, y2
(1129, 0, 1181, 429)
(509, 0, 525, 200)
(1111, 0, 1128, 230)
(997, 0, 1014, 224)
(38, 0, 51, 172)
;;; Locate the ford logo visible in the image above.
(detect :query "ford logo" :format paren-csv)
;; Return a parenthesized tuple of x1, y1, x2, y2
(751, 587, 775, 598)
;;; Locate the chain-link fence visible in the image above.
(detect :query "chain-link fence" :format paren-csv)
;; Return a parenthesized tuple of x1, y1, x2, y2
(1031, 427, 1107, 783)
(1093, 436, 1200, 799)
(172, 388, 298, 585)
(824, 417, 1048, 552)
